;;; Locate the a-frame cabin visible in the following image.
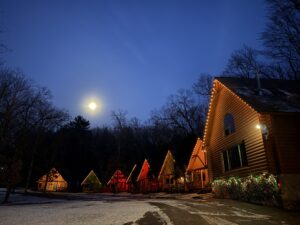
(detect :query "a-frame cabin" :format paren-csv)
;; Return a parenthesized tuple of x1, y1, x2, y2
(37, 168, 68, 192)
(81, 170, 102, 192)
(107, 169, 128, 193)
(158, 150, 175, 191)
(185, 138, 208, 191)
(136, 159, 159, 193)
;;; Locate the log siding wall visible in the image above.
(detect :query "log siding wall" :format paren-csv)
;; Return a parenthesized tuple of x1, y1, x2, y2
(206, 82, 269, 180)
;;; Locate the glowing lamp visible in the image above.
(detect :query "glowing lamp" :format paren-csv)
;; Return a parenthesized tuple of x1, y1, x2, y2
(256, 123, 269, 139)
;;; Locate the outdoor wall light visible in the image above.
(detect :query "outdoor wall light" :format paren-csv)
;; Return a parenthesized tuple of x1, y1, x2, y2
(256, 123, 269, 139)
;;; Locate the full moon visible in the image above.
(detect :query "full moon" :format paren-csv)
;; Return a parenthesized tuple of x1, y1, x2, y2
(82, 95, 103, 116)
(88, 102, 97, 111)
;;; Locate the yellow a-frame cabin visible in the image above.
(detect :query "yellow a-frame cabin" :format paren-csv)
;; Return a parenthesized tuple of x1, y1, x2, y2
(158, 150, 175, 191)
(37, 168, 68, 192)
(81, 170, 102, 192)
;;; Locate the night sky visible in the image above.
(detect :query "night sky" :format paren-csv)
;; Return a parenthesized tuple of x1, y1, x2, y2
(1, 0, 266, 126)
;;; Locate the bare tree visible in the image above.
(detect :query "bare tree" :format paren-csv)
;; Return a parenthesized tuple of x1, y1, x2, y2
(110, 110, 128, 192)
(262, 0, 300, 80)
(150, 89, 205, 137)
(111, 109, 128, 131)
(0, 27, 10, 67)
(192, 73, 213, 97)
(0, 69, 68, 202)
(24, 96, 69, 193)
(223, 45, 271, 79)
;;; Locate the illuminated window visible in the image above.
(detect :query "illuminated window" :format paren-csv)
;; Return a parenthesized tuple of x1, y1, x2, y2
(224, 113, 235, 135)
(222, 142, 248, 171)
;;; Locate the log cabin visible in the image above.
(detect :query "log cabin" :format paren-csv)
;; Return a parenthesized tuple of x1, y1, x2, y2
(186, 138, 209, 191)
(203, 77, 300, 209)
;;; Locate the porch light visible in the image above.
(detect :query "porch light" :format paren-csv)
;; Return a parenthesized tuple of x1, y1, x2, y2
(256, 123, 269, 139)
(178, 177, 185, 184)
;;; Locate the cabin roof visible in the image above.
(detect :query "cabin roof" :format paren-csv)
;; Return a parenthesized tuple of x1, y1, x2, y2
(216, 77, 300, 113)
(126, 164, 139, 183)
(186, 138, 206, 172)
(81, 170, 101, 186)
(136, 159, 151, 181)
(107, 169, 127, 185)
(37, 168, 67, 183)
(158, 150, 175, 180)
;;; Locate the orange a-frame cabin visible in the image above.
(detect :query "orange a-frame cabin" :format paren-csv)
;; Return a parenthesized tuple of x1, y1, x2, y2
(136, 159, 159, 193)
(203, 77, 300, 209)
(37, 168, 68, 192)
(186, 138, 209, 190)
(158, 150, 175, 191)
(107, 169, 128, 193)
(81, 170, 102, 192)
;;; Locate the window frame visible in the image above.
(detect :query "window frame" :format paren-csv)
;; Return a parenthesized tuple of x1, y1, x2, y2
(222, 141, 248, 172)
(224, 113, 236, 136)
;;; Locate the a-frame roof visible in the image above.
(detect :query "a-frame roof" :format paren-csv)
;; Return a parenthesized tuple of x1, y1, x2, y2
(81, 170, 101, 186)
(126, 164, 137, 183)
(186, 138, 206, 172)
(37, 168, 67, 183)
(158, 150, 175, 180)
(107, 170, 127, 185)
(136, 159, 150, 182)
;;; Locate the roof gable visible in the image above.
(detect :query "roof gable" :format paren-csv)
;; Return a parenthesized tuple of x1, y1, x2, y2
(186, 138, 206, 172)
(216, 77, 300, 113)
(107, 170, 127, 185)
(137, 159, 150, 181)
(81, 170, 101, 186)
(158, 150, 175, 180)
(203, 79, 257, 145)
(37, 168, 67, 183)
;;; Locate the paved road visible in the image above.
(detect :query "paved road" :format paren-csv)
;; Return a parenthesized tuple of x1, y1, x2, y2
(1, 191, 300, 225)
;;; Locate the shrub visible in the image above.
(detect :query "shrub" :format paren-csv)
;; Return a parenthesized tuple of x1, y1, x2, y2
(212, 173, 281, 207)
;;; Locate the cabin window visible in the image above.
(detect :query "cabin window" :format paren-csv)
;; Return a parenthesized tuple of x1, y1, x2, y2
(223, 142, 247, 171)
(224, 113, 235, 136)
(165, 178, 174, 184)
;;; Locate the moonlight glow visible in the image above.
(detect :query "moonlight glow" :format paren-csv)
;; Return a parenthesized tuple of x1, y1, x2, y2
(88, 102, 97, 111)
(81, 95, 103, 116)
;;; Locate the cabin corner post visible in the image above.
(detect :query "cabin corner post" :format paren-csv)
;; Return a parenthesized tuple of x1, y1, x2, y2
(205, 146, 214, 184)
(258, 113, 281, 175)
